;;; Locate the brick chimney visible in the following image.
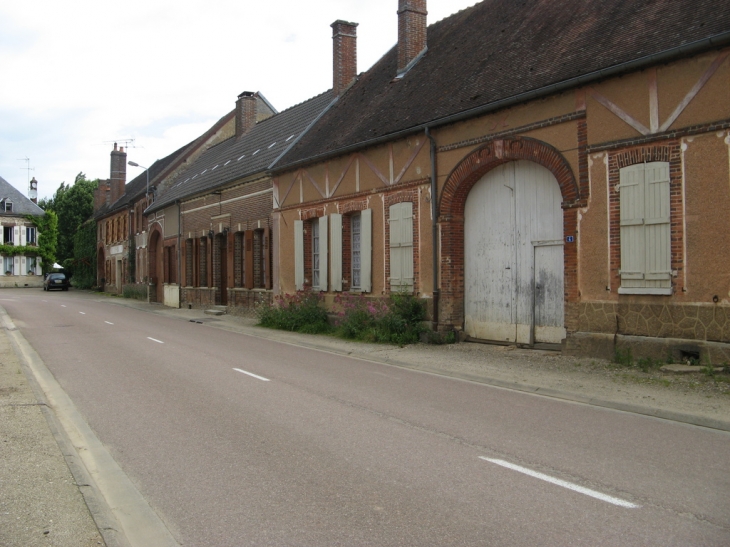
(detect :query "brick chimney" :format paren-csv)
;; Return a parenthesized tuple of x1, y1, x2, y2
(397, 0, 428, 75)
(235, 92, 258, 138)
(331, 20, 358, 95)
(109, 143, 127, 205)
(93, 180, 110, 212)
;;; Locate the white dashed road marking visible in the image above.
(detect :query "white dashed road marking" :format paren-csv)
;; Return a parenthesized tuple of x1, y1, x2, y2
(79, 312, 86, 315)
(147, 337, 164, 344)
(105, 321, 114, 325)
(480, 457, 640, 509)
(233, 368, 270, 382)
(61, 305, 66, 307)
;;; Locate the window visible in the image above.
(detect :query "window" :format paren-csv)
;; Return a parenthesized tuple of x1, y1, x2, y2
(312, 220, 320, 289)
(351, 213, 361, 289)
(3, 226, 13, 245)
(3, 200, 12, 212)
(618, 162, 671, 295)
(3, 256, 13, 275)
(26, 227, 36, 245)
(27, 257, 37, 275)
(389, 202, 414, 291)
(295, 216, 328, 291)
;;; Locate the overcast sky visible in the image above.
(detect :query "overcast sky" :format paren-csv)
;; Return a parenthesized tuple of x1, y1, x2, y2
(0, 0, 478, 200)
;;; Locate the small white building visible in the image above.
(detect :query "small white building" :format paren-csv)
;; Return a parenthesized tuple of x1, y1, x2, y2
(0, 176, 44, 288)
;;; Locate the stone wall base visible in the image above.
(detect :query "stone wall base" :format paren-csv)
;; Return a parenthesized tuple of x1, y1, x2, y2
(563, 332, 730, 364)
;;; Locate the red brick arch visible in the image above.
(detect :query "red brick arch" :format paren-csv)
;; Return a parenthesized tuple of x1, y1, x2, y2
(437, 136, 580, 332)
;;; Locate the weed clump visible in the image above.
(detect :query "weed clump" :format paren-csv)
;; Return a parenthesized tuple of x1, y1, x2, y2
(257, 290, 330, 334)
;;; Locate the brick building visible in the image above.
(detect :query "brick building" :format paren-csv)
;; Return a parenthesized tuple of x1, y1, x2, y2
(94, 113, 234, 296)
(272, 0, 730, 361)
(145, 88, 335, 314)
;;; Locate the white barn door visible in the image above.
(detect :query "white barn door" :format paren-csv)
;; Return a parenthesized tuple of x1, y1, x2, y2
(464, 160, 565, 344)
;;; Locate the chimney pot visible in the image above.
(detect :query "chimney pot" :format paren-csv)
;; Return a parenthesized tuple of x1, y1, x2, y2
(397, 0, 428, 75)
(331, 20, 358, 95)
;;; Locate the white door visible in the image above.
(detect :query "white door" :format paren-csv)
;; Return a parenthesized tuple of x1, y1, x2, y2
(464, 160, 565, 344)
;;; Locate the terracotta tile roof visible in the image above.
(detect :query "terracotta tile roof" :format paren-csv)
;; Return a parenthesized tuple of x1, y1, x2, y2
(147, 90, 335, 213)
(278, 0, 730, 168)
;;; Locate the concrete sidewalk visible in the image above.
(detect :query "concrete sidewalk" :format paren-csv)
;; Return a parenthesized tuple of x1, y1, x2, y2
(0, 322, 106, 547)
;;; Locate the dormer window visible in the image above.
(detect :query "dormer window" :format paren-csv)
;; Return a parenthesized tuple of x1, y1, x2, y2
(2, 199, 11, 212)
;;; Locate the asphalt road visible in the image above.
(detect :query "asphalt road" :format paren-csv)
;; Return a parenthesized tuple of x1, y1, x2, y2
(3, 290, 730, 546)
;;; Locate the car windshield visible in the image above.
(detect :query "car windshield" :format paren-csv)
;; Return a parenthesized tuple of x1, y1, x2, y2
(49, 274, 65, 280)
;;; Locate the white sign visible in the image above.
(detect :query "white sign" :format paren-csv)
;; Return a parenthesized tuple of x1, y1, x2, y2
(110, 244, 124, 256)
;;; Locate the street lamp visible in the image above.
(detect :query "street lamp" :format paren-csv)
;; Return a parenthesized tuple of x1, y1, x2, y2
(127, 161, 150, 205)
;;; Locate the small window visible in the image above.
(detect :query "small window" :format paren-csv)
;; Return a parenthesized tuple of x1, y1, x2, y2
(26, 227, 37, 245)
(3, 226, 13, 244)
(3, 256, 13, 275)
(27, 256, 37, 274)
(3, 200, 12, 212)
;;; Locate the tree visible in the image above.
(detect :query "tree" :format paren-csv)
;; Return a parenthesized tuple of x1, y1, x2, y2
(32, 210, 58, 275)
(68, 220, 97, 289)
(41, 173, 98, 263)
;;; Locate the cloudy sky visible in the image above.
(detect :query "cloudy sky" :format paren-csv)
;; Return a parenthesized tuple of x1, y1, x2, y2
(0, 0, 478, 200)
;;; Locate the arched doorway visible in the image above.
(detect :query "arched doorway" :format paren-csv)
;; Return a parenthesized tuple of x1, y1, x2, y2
(464, 160, 564, 344)
(438, 137, 580, 343)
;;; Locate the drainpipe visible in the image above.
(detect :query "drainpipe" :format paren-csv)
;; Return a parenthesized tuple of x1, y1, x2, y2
(177, 200, 182, 309)
(425, 127, 439, 329)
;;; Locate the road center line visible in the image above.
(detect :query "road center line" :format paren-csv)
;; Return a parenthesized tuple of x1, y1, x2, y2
(105, 321, 114, 325)
(479, 457, 640, 509)
(79, 312, 86, 315)
(147, 337, 164, 344)
(61, 305, 66, 307)
(233, 368, 270, 382)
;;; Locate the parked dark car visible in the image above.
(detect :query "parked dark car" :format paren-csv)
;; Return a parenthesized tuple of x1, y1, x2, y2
(44, 273, 70, 291)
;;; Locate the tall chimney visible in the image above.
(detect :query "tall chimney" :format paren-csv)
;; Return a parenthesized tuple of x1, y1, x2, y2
(109, 143, 127, 204)
(236, 92, 258, 138)
(331, 20, 358, 95)
(93, 180, 110, 212)
(29, 177, 38, 204)
(397, 0, 428, 75)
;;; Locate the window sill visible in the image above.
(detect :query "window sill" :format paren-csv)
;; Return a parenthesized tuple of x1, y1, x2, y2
(618, 287, 673, 295)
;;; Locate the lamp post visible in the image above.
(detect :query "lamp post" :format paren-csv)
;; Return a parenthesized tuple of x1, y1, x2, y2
(127, 161, 150, 205)
(128, 160, 150, 303)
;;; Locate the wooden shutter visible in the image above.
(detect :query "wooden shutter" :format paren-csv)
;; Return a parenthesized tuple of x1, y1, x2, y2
(361, 209, 372, 292)
(330, 213, 342, 292)
(401, 202, 414, 288)
(20, 227, 26, 246)
(294, 220, 304, 290)
(13, 226, 20, 246)
(389, 203, 402, 286)
(643, 162, 671, 286)
(319, 216, 328, 292)
(619, 164, 646, 287)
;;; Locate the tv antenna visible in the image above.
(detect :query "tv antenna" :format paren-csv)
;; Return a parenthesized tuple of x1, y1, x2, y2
(102, 138, 137, 149)
(18, 157, 34, 185)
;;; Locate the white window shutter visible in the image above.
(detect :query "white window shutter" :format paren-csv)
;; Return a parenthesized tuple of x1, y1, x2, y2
(20, 256, 26, 275)
(14, 226, 20, 246)
(401, 202, 414, 287)
(20, 227, 26, 246)
(643, 162, 671, 285)
(14, 256, 19, 274)
(619, 164, 646, 286)
(389, 203, 402, 285)
(361, 209, 372, 292)
(36, 259, 42, 275)
(319, 215, 328, 292)
(330, 214, 342, 292)
(294, 220, 304, 291)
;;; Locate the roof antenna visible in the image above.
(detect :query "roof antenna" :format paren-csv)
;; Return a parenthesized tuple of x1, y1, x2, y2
(17, 156, 34, 187)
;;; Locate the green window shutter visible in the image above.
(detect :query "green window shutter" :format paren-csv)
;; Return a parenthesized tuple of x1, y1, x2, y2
(319, 216, 328, 292)
(330, 214, 342, 292)
(294, 220, 304, 291)
(643, 162, 671, 285)
(619, 164, 646, 285)
(361, 209, 372, 292)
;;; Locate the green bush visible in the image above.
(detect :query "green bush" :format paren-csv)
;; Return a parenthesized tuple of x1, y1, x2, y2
(122, 284, 147, 301)
(257, 290, 330, 334)
(333, 292, 427, 346)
